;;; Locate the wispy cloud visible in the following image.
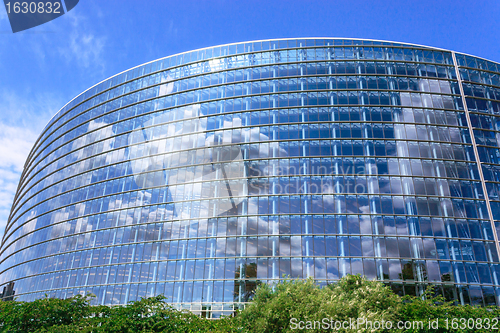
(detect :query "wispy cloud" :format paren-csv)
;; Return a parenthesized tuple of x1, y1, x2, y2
(0, 8, 6, 22)
(0, 91, 62, 241)
(0, 168, 21, 221)
(58, 12, 106, 70)
(0, 90, 62, 130)
(0, 125, 37, 172)
(0, 124, 38, 240)
(168, 20, 178, 38)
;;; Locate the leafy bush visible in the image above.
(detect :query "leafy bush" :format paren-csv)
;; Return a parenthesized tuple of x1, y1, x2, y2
(236, 274, 401, 333)
(398, 287, 500, 333)
(0, 294, 235, 332)
(0, 293, 92, 332)
(1, 276, 499, 333)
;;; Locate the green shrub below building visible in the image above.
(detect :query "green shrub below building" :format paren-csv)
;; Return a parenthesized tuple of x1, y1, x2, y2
(1, 275, 499, 332)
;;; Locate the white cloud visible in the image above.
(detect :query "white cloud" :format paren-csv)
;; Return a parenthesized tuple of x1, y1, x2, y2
(168, 20, 178, 38)
(0, 125, 37, 172)
(0, 90, 62, 131)
(0, 91, 61, 241)
(58, 12, 106, 69)
(0, 124, 38, 240)
(0, 7, 7, 22)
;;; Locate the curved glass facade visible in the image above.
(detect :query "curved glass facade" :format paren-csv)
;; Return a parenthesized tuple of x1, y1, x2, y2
(1, 38, 500, 316)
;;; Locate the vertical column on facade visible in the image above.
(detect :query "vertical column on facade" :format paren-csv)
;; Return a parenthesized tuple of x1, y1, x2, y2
(107, 167, 123, 305)
(116, 199, 129, 305)
(390, 49, 420, 294)
(206, 112, 217, 311)
(417, 53, 464, 303)
(452, 52, 500, 304)
(206, 219, 215, 308)
(235, 51, 252, 305)
(192, 86, 204, 307)
(482, 84, 500, 291)
(238, 47, 255, 304)
(328, 45, 346, 277)
(209, 56, 230, 309)
(298, 43, 312, 278)
(270, 46, 279, 282)
(358, 47, 383, 282)
(126, 220, 140, 304)
(203, 54, 228, 309)
(403, 51, 427, 296)
(439, 68, 461, 302)
(213, 66, 224, 216)
(161, 109, 174, 307)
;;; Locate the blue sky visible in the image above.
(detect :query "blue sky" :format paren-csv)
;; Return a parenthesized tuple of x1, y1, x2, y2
(0, 0, 499, 240)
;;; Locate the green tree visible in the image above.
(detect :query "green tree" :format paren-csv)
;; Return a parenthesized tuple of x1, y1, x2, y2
(0, 294, 93, 332)
(398, 286, 500, 333)
(3, 276, 500, 333)
(0, 294, 236, 332)
(236, 274, 401, 333)
(87, 295, 236, 332)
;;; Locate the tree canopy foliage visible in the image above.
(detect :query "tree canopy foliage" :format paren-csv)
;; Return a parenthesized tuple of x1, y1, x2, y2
(398, 287, 500, 333)
(0, 275, 499, 332)
(237, 274, 401, 332)
(0, 294, 234, 332)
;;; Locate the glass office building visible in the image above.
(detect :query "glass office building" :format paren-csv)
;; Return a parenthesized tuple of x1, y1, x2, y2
(1, 38, 500, 316)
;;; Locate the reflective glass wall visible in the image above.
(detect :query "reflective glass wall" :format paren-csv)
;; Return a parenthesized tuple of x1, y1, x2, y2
(1, 39, 500, 316)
